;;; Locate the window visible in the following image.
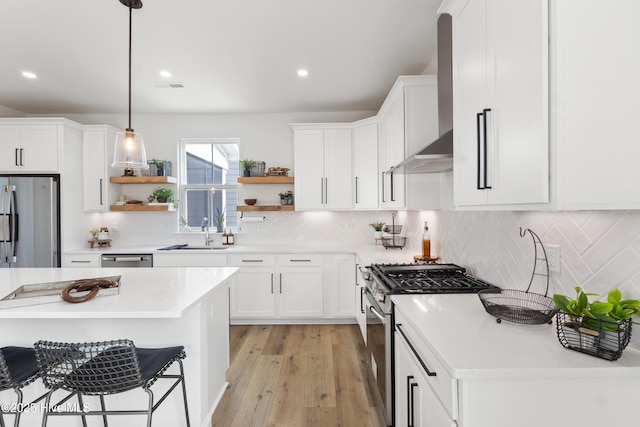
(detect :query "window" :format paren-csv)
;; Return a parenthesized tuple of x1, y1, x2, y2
(178, 138, 240, 231)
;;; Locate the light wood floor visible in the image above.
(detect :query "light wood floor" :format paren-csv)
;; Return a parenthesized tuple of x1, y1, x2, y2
(211, 324, 386, 427)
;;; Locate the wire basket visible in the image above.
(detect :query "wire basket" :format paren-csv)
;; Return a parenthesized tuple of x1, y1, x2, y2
(555, 311, 632, 361)
(383, 225, 402, 234)
(250, 161, 265, 177)
(478, 228, 557, 324)
(141, 161, 172, 177)
(478, 289, 558, 325)
(382, 236, 406, 249)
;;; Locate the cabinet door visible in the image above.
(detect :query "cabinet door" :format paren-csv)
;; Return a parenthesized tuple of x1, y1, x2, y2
(83, 129, 109, 212)
(323, 129, 352, 209)
(382, 92, 406, 209)
(0, 126, 22, 171)
(293, 130, 325, 210)
(355, 263, 367, 343)
(454, 0, 548, 207)
(230, 268, 276, 318)
(353, 123, 379, 209)
(21, 125, 59, 172)
(395, 331, 457, 427)
(277, 267, 323, 318)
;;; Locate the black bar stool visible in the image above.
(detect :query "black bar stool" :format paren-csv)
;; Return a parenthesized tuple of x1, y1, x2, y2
(0, 346, 41, 427)
(34, 339, 190, 427)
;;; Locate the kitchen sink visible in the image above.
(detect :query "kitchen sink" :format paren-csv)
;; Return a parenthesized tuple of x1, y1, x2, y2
(158, 244, 229, 251)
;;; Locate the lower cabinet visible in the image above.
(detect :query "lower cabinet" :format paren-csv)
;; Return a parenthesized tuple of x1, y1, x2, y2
(61, 253, 100, 268)
(355, 261, 367, 343)
(229, 254, 324, 320)
(395, 324, 456, 427)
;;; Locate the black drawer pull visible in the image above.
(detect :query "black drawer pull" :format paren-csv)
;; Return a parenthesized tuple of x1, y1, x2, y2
(396, 323, 436, 377)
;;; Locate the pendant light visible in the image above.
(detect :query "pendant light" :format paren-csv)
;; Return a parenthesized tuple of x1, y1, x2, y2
(112, 0, 148, 176)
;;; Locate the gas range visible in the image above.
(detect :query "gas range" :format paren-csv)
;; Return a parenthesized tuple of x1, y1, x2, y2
(369, 263, 498, 295)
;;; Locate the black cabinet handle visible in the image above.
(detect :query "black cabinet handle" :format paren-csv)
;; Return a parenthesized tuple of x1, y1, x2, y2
(19, 148, 24, 166)
(407, 375, 415, 427)
(410, 382, 418, 427)
(396, 323, 437, 377)
(390, 170, 395, 201)
(242, 259, 264, 263)
(381, 172, 386, 202)
(99, 178, 104, 205)
(482, 108, 492, 189)
(270, 273, 274, 294)
(355, 176, 359, 204)
(360, 287, 365, 314)
(476, 112, 483, 190)
(14, 148, 19, 167)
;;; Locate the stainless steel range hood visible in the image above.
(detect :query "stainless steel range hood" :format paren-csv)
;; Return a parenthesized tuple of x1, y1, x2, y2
(390, 14, 453, 174)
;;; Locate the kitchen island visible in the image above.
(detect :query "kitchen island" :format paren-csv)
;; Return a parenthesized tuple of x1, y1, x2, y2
(392, 293, 640, 426)
(0, 267, 237, 427)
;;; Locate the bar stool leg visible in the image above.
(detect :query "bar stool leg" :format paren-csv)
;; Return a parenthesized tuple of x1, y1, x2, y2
(99, 395, 108, 427)
(178, 360, 191, 427)
(145, 389, 153, 427)
(75, 393, 88, 427)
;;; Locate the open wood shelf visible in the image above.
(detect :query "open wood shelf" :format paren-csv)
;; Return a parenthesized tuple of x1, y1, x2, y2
(237, 205, 294, 212)
(110, 204, 176, 212)
(237, 176, 294, 184)
(110, 176, 177, 184)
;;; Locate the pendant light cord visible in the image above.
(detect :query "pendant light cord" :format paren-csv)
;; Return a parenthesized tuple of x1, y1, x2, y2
(127, 6, 133, 131)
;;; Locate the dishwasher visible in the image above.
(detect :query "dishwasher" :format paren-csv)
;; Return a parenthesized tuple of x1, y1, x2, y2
(101, 254, 153, 268)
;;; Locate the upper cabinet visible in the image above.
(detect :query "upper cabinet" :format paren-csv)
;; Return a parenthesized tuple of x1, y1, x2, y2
(378, 75, 441, 210)
(292, 126, 353, 210)
(352, 120, 379, 210)
(83, 125, 119, 212)
(449, 0, 549, 207)
(444, 0, 640, 210)
(0, 123, 61, 172)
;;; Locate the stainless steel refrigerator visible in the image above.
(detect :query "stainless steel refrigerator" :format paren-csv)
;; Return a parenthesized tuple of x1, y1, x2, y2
(0, 175, 61, 268)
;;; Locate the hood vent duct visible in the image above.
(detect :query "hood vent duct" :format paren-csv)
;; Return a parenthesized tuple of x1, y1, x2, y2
(391, 13, 453, 174)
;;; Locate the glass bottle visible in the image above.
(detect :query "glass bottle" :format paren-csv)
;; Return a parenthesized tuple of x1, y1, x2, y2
(422, 222, 431, 259)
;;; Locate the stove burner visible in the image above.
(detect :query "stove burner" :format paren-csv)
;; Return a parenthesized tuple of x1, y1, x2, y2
(369, 263, 498, 295)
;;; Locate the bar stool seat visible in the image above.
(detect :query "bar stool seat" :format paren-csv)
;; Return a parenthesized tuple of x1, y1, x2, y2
(0, 346, 41, 427)
(35, 339, 190, 427)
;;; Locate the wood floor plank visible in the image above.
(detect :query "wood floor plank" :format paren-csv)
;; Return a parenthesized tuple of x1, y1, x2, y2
(230, 355, 283, 427)
(212, 324, 385, 427)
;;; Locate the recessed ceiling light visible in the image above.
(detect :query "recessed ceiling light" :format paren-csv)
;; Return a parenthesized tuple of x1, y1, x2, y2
(159, 70, 172, 78)
(297, 69, 309, 78)
(21, 71, 37, 79)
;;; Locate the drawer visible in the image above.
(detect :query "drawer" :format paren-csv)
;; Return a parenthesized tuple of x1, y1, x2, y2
(276, 254, 322, 266)
(62, 254, 100, 267)
(228, 254, 275, 267)
(395, 310, 457, 419)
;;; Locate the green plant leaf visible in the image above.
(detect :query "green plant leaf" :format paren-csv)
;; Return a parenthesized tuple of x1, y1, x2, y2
(552, 294, 571, 312)
(607, 288, 622, 304)
(589, 301, 613, 315)
(576, 289, 589, 312)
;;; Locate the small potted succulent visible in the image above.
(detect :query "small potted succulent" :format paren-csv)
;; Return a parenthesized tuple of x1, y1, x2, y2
(278, 191, 293, 205)
(370, 221, 385, 239)
(147, 187, 173, 203)
(239, 158, 256, 177)
(213, 207, 225, 232)
(553, 286, 640, 360)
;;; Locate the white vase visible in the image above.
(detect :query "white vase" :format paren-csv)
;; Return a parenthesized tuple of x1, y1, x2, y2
(374, 231, 383, 239)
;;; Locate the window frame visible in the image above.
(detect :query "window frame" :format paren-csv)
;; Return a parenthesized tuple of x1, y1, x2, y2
(178, 137, 240, 232)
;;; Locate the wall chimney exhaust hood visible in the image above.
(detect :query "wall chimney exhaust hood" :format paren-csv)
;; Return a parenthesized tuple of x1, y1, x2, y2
(389, 13, 453, 174)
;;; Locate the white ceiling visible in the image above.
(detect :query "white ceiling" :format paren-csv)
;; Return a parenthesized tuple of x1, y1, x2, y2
(0, 0, 441, 115)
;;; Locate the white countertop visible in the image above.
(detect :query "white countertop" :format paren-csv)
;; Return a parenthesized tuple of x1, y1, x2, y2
(65, 243, 416, 265)
(0, 267, 238, 319)
(392, 293, 640, 379)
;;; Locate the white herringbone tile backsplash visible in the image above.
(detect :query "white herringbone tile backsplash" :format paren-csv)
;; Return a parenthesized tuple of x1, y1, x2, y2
(433, 209, 640, 302)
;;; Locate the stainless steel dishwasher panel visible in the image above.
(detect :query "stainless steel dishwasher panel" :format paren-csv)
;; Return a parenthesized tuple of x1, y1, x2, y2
(101, 254, 153, 268)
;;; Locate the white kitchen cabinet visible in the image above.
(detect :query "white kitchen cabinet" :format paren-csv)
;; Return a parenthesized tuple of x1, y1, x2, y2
(0, 123, 60, 172)
(229, 254, 323, 321)
(352, 120, 379, 210)
(324, 253, 356, 319)
(61, 253, 100, 268)
(354, 261, 367, 343)
(446, 0, 549, 207)
(293, 126, 352, 210)
(153, 252, 226, 267)
(395, 323, 456, 427)
(83, 125, 119, 212)
(378, 76, 441, 210)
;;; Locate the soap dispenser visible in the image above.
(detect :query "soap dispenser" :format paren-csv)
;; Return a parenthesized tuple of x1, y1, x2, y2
(422, 222, 431, 259)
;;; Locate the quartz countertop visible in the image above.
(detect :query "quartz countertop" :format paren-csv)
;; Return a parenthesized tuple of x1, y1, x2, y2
(0, 267, 238, 319)
(392, 293, 640, 379)
(65, 243, 416, 266)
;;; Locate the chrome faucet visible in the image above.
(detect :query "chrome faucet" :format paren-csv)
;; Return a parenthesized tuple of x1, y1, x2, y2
(201, 217, 215, 246)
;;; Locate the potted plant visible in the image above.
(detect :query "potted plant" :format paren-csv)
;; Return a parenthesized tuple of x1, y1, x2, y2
(213, 207, 225, 232)
(147, 187, 173, 203)
(89, 228, 99, 241)
(370, 221, 385, 239)
(278, 191, 293, 205)
(553, 286, 640, 360)
(239, 158, 256, 177)
(152, 158, 169, 176)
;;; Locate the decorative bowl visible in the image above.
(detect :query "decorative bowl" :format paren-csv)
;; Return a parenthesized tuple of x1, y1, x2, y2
(244, 199, 257, 206)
